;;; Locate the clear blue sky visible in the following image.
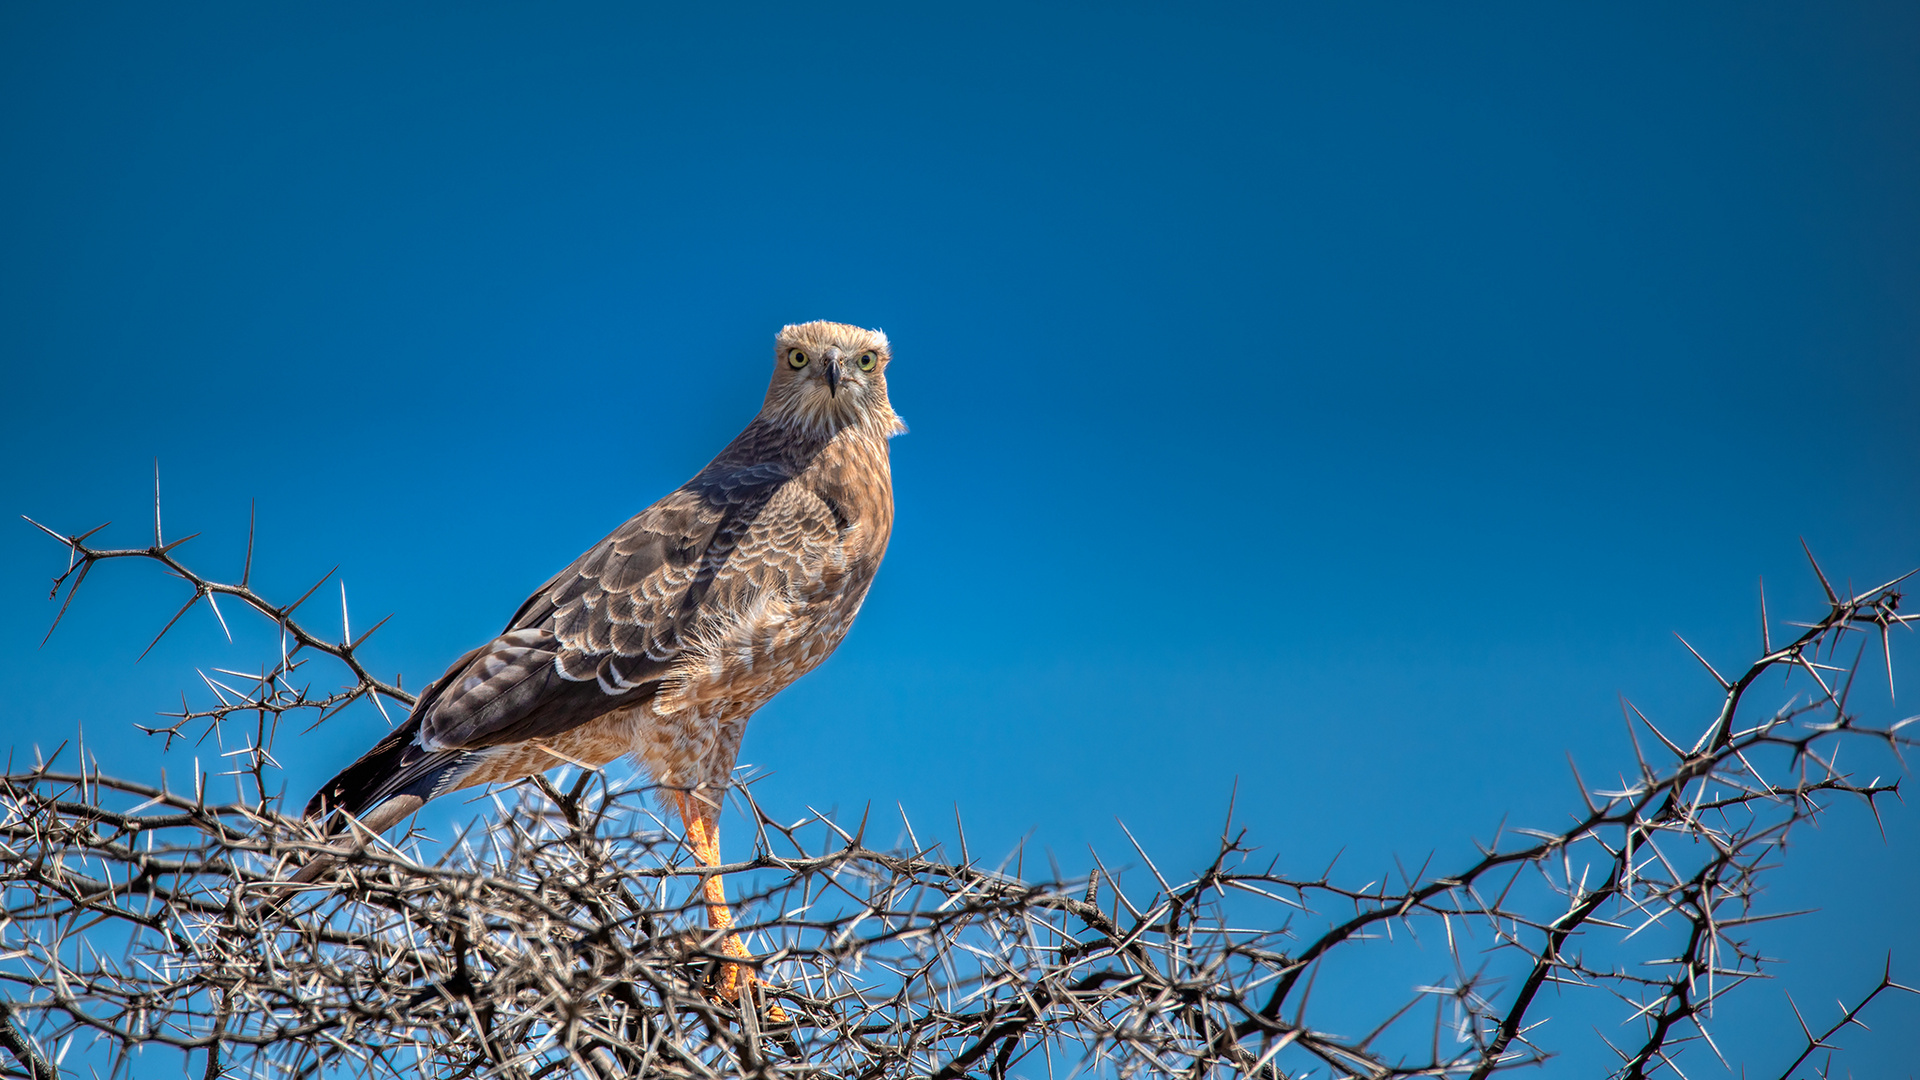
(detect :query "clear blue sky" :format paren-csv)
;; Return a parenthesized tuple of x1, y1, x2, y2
(3, 3, 1916, 1074)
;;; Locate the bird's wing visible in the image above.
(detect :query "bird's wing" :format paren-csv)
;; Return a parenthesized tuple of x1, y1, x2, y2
(412, 461, 797, 752)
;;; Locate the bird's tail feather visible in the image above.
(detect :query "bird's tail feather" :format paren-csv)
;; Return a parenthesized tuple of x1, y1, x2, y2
(304, 722, 474, 832)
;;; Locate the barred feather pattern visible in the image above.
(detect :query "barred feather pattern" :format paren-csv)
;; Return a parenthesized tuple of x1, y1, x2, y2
(308, 321, 901, 822)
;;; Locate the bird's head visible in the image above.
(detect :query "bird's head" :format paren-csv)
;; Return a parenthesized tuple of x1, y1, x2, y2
(762, 321, 905, 439)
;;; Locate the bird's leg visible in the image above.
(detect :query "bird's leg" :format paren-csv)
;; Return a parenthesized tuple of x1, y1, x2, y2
(672, 791, 786, 1021)
(673, 791, 746, 959)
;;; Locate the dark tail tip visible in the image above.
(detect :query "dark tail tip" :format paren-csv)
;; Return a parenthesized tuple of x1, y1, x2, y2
(306, 724, 468, 834)
(306, 726, 412, 823)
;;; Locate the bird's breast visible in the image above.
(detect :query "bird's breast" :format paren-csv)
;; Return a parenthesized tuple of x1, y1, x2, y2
(647, 438, 891, 723)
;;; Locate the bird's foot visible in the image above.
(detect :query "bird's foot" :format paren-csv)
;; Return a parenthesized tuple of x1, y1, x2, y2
(708, 933, 790, 1024)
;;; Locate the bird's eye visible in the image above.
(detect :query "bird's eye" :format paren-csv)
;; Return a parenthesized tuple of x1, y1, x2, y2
(857, 351, 877, 371)
(787, 348, 809, 369)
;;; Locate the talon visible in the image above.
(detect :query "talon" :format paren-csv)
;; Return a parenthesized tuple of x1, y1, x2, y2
(707, 946, 790, 1023)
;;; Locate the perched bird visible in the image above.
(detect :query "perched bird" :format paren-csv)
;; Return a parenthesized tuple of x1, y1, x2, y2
(304, 320, 903, 996)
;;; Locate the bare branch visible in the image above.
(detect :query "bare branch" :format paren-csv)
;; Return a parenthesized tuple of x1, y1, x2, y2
(6, 505, 1912, 1080)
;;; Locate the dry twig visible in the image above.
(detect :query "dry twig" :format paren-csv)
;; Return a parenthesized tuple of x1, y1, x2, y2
(5, 502, 1914, 1078)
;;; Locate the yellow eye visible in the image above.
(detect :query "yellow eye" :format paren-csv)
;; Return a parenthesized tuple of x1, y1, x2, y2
(787, 348, 808, 369)
(857, 351, 878, 371)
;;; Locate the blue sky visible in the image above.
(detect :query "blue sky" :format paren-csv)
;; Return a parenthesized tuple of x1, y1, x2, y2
(3, 3, 1917, 1074)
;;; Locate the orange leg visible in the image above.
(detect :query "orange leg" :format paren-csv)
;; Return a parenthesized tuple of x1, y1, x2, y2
(672, 792, 786, 1021)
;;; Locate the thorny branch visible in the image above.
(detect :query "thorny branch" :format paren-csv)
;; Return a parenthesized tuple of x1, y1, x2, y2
(3, 501, 1915, 1078)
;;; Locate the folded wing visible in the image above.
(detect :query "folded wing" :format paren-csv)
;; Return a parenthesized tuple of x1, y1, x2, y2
(305, 459, 793, 821)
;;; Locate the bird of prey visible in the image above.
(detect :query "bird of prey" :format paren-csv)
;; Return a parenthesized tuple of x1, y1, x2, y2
(305, 320, 903, 997)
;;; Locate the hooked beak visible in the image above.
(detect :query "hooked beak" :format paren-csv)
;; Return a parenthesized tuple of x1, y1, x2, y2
(822, 348, 842, 396)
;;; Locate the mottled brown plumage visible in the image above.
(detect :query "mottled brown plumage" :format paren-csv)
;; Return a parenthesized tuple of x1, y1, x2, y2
(305, 321, 902, 999)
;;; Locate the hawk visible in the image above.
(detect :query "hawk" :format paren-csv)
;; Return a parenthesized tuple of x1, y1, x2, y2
(305, 320, 903, 996)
